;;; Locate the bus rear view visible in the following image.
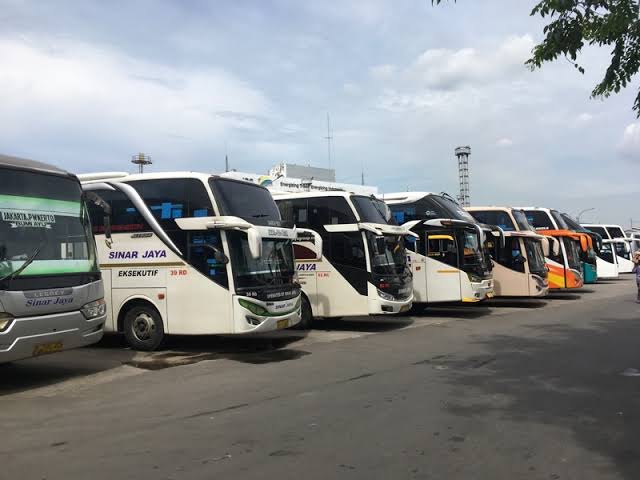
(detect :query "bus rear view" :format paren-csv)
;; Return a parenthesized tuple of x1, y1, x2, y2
(0, 155, 106, 363)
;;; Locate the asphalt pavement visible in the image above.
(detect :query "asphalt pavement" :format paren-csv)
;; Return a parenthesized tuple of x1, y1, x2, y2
(2, 277, 639, 480)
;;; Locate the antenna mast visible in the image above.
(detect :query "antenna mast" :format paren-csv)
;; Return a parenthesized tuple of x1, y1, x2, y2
(324, 113, 333, 169)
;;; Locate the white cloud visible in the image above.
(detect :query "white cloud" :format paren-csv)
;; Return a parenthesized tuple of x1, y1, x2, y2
(577, 112, 594, 123)
(496, 138, 514, 147)
(410, 34, 534, 89)
(0, 37, 271, 164)
(370, 64, 396, 80)
(618, 122, 640, 160)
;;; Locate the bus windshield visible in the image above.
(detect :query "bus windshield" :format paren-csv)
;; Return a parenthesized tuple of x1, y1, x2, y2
(209, 177, 284, 227)
(600, 242, 615, 263)
(550, 210, 568, 229)
(607, 226, 625, 239)
(563, 238, 581, 270)
(366, 233, 406, 275)
(226, 231, 295, 289)
(613, 241, 631, 259)
(0, 168, 98, 282)
(352, 196, 396, 225)
(469, 210, 516, 231)
(513, 210, 535, 231)
(460, 228, 490, 278)
(523, 238, 547, 276)
(525, 210, 555, 230)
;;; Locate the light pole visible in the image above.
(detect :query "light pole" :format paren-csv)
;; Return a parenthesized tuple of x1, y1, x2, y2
(577, 207, 596, 223)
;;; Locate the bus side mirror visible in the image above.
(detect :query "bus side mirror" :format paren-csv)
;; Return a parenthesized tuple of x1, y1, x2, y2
(214, 249, 229, 264)
(295, 228, 323, 261)
(514, 256, 527, 265)
(247, 228, 262, 260)
(551, 238, 560, 256)
(375, 236, 386, 253)
(580, 236, 588, 252)
(189, 243, 229, 264)
(541, 239, 550, 257)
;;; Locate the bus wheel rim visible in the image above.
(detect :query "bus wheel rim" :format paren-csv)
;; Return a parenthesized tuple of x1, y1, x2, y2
(133, 312, 155, 341)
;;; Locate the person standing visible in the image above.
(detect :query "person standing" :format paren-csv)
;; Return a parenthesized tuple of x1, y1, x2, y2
(633, 252, 640, 302)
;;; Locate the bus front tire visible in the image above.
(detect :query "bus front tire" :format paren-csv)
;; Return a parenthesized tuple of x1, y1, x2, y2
(294, 296, 314, 330)
(123, 305, 165, 351)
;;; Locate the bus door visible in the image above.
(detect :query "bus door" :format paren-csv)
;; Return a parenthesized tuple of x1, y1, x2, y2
(425, 231, 462, 302)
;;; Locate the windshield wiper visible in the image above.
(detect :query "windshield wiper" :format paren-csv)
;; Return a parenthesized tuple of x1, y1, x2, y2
(0, 242, 45, 284)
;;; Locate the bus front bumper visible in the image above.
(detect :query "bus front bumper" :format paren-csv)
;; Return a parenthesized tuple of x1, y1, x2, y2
(464, 279, 494, 302)
(368, 294, 413, 315)
(0, 310, 105, 364)
(234, 295, 302, 333)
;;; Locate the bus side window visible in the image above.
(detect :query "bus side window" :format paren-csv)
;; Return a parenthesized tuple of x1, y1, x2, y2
(277, 199, 310, 228)
(187, 231, 229, 289)
(86, 189, 151, 234)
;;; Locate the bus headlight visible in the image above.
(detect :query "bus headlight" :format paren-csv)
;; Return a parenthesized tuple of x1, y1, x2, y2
(377, 289, 395, 301)
(467, 273, 482, 283)
(238, 298, 269, 316)
(0, 312, 14, 332)
(81, 299, 106, 319)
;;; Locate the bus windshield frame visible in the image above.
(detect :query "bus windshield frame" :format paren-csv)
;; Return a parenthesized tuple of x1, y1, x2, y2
(523, 238, 547, 276)
(0, 168, 99, 289)
(226, 231, 296, 292)
(563, 238, 582, 271)
(366, 232, 407, 276)
(458, 227, 492, 280)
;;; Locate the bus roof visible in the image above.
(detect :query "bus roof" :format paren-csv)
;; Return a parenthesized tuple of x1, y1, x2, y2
(80, 171, 261, 189)
(0, 153, 73, 178)
(467, 206, 521, 213)
(381, 192, 442, 204)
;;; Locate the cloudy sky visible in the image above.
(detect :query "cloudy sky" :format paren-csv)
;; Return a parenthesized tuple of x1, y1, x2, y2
(1, 0, 638, 226)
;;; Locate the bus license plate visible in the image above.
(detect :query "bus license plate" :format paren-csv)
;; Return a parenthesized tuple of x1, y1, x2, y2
(277, 319, 289, 329)
(32, 341, 64, 356)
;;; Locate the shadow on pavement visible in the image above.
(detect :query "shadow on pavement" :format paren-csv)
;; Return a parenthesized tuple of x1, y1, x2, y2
(547, 292, 583, 300)
(0, 331, 311, 395)
(419, 305, 492, 319)
(312, 317, 414, 333)
(485, 298, 548, 309)
(0, 343, 137, 397)
(441, 315, 640, 479)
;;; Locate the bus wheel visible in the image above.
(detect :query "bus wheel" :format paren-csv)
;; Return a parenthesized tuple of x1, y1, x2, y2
(294, 296, 314, 330)
(123, 305, 165, 351)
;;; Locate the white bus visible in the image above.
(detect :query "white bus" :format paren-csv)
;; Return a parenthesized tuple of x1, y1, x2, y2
(582, 224, 634, 273)
(0, 154, 107, 363)
(273, 192, 414, 328)
(384, 192, 494, 305)
(626, 228, 640, 254)
(81, 172, 302, 350)
(560, 214, 618, 279)
(466, 207, 550, 297)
